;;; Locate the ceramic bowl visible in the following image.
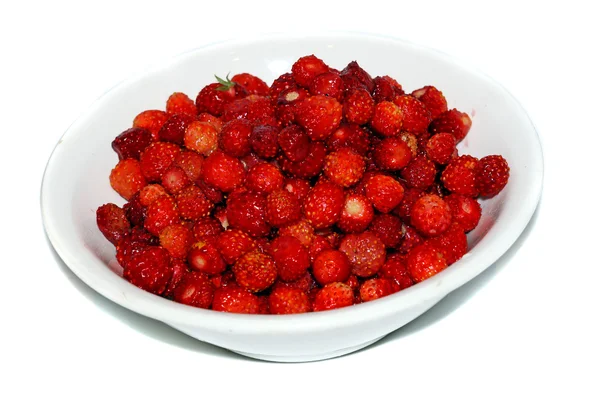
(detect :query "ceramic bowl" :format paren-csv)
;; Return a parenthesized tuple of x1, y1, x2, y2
(41, 32, 543, 362)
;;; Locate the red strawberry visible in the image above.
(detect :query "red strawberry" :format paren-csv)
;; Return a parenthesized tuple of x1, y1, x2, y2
(212, 284, 261, 314)
(378, 254, 414, 291)
(441, 155, 480, 197)
(216, 229, 256, 264)
(324, 148, 365, 187)
(339, 232, 386, 277)
(279, 219, 315, 247)
(370, 101, 403, 137)
(111, 127, 153, 160)
(372, 75, 404, 103)
(407, 242, 447, 282)
(279, 141, 327, 178)
(374, 137, 412, 171)
(369, 213, 403, 248)
(269, 73, 297, 104)
(166, 92, 197, 116)
(161, 166, 190, 194)
(233, 251, 277, 292)
(475, 155, 510, 197)
(175, 185, 213, 220)
(393, 187, 425, 223)
(365, 174, 405, 213)
(309, 71, 344, 101)
(123, 193, 146, 227)
(359, 278, 394, 302)
(410, 194, 452, 237)
(227, 191, 270, 237)
(445, 194, 482, 232)
(133, 110, 168, 141)
(398, 224, 423, 254)
(139, 184, 168, 207)
(337, 194, 374, 234)
(139, 142, 181, 182)
(197, 112, 223, 132)
(283, 178, 311, 202)
(187, 241, 226, 275)
(265, 189, 302, 228)
(172, 272, 214, 308)
(159, 113, 194, 145)
(200, 151, 246, 193)
(268, 287, 311, 314)
(144, 195, 179, 236)
(303, 181, 345, 229)
(393, 95, 432, 135)
(277, 87, 310, 106)
(270, 236, 310, 282)
(295, 95, 343, 141)
(308, 235, 332, 263)
(245, 163, 284, 194)
(399, 132, 419, 157)
(401, 156, 437, 189)
(429, 109, 472, 142)
(222, 95, 275, 126)
(96, 203, 131, 245)
(411, 86, 448, 120)
(340, 61, 374, 92)
(231, 73, 269, 96)
(115, 226, 157, 268)
(195, 75, 245, 116)
(172, 150, 204, 182)
(312, 249, 351, 286)
(274, 271, 318, 293)
(278, 125, 310, 162)
(184, 121, 219, 156)
(250, 124, 279, 159)
(123, 246, 173, 295)
(431, 223, 468, 265)
(292, 55, 329, 87)
(192, 217, 224, 243)
(313, 282, 354, 311)
(326, 123, 371, 155)
(425, 132, 457, 164)
(109, 158, 147, 200)
(219, 119, 252, 157)
(159, 224, 193, 259)
(163, 259, 188, 299)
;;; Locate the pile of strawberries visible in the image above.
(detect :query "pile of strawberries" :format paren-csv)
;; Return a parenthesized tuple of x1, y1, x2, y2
(96, 55, 510, 314)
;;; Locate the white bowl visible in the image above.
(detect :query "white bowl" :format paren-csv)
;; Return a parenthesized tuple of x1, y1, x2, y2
(41, 32, 543, 362)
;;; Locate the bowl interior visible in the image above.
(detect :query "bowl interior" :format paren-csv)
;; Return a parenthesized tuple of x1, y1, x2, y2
(42, 33, 543, 330)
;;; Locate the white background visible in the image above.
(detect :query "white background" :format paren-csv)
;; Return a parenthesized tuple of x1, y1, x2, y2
(1, 1, 599, 396)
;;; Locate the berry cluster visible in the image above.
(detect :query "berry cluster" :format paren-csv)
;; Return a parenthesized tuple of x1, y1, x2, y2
(97, 55, 510, 314)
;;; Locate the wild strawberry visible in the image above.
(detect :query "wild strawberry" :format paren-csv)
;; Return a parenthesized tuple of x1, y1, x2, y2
(175, 185, 213, 220)
(431, 223, 468, 265)
(365, 174, 405, 213)
(359, 278, 394, 302)
(308, 235, 332, 263)
(337, 194, 374, 234)
(475, 155, 510, 197)
(195, 75, 244, 116)
(268, 287, 311, 314)
(222, 96, 275, 126)
(231, 73, 269, 96)
(139, 184, 168, 206)
(279, 141, 327, 178)
(393, 95, 432, 135)
(292, 55, 329, 87)
(172, 150, 204, 183)
(425, 132, 457, 164)
(197, 112, 223, 132)
(184, 121, 219, 156)
(172, 272, 214, 308)
(265, 189, 302, 228)
(161, 166, 190, 194)
(373, 137, 412, 171)
(233, 250, 277, 292)
(226, 191, 270, 237)
(200, 151, 246, 193)
(312, 249, 351, 286)
(270, 236, 310, 282)
(219, 119, 252, 157)
(123, 246, 173, 295)
(216, 229, 256, 264)
(158, 113, 194, 145)
(96, 203, 131, 245)
(269, 73, 297, 103)
(303, 181, 345, 229)
(339, 232, 386, 277)
(250, 125, 279, 159)
(283, 178, 311, 202)
(166, 92, 197, 117)
(278, 125, 310, 162)
(394, 187, 424, 223)
(295, 95, 343, 141)
(370, 101, 403, 137)
(326, 123, 371, 155)
(378, 254, 414, 291)
(187, 241, 226, 275)
(372, 75, 404, 103)
(324, 148, 365, 187)
(444, 194, 482, 232)
(441, 155, 480, 197)
(115, 226, 157, 268)
(399, 132, 419, 157)
(277, 87, 310, 106)
(429, 109, 472, 142)
(410, 194, 452, 237)
(163, 259, 188, 298)
(192, 217, 224, 243)
(109, 158, 147, 200)
(212, 284, 261, 314)
(313, 282, 354, 311)
(144, 195, 179, 236)
(112, 127, 153, 160)
(159, 224, 193, 259)
(139, 141, 180, 182)
(133, 109, 168, 141)
(123, 193, 146, 227)
(411, 86, 448, 120)
(398, 224, 423, 254)
(401, 156, 437, 189)
(245, 163, 284, 194)
(309, 71, 344, 100)
(369, 213, 403, 248)
(407, 242, 447, 282)
(340, 61, 374, 92)
(279, 219, 315, 247)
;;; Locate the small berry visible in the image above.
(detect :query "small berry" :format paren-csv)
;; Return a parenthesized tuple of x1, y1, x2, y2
(313, 282, 354, 312)
(200, 151, 246, 193)
(444, 194, 482, 232)
(161, 166, 190, 195)
(219, 119, 253, 157)
(184, 121, 219, 156)
(269, 287, 311, 314)
(312, 249, 351, 286)
(327, 123, 371, 155)
(303, 181, 345, 229)
(278, 125, 310, 162)
(279, 142, 327, 178)
(250, 125, 280, 159)
(338, 232, 386, 278)
(166, 92, 197, 116)
(279, 219, 315, 247)
(139, 184, 168, 206)
(292, 55, 329, 87)
(407, 242, 447, 282)
(378, 254, 414, 291)
(324, 148, 365, 187)
(233, 251, 277, 292)
(212, 284, 261, 314)
(192, 217, 224, 243)
(246, 163, 284, 194)
(393, 95, 432, 135)
(372, 75, 404, 103)
(340, 61, 374, 93)
(96, 203, 131, 245)
(429, 109, 472, 142)
(475, 155, 510, 197)
(411, 86, 448, 120)
(216, 229, 256, 264)
(364, 174, 405, 213)
(368, 213, 403, 248)
(401, 156, 437, 190)
(175, 185, 213, 221)
(270, 236, 311, 282)
(111, 127, 153, 160)
(159, 224, 193, 259)
(231, 73, 269, 96)
(344, 88, 375, 125)
(172, 272, 214, 309)
(144, 195, 179, 236)
(295, 95, 343, 141)
(425, 132, 457, 165)
(373, 137, 412, 171)
(309, 71, 344, 101)
(187, 241, 226, 275)
(139, 142, 181, 182)
(337, 194, 374, 234)
(123, 246, 173, 295)
(266, 189, 302, 228)
(158, 113, 194, 145)
(370, 101, 403, 137)
(133, 110, 168, 140)
(173, 150, 204, 182)
(441, 155, 480, 197)
(410, 194, 452, 237)
(359, 278, 394, 302)
(109, 158, 147, 200)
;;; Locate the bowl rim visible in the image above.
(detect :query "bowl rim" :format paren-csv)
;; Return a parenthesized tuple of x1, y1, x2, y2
(41, 31, 544, 333)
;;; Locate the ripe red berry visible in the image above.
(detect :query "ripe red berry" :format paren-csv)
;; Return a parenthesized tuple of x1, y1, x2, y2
(378, 254, 414, 291)
(166, 92, 197, 117)
(308, 235, 332, 263)
(340, 61, 374, 93)
(161, 166, 190, 195)
(398, 224, 423, 254)
(283, 178, 311, 202)
(370, 101, 403, 137)
(369, 213, 403, 248)
(339, 232, 386, 278)
(216, 229, 256, 264)
(187, 241, 227, 275)
(250, 125, 280, 159)
(441, 155, 480, 197)
(163, 259, 188, 299)
(372, 75, 404, 103)
(233, 251, 277, 292)
(219, 119, 253, 157)
(139, 141, 181, 182)
(411, 86, 448, 120)
(425, 132, 457, 164)
(292, 55, 329, 87)
(159, 113, 194, 145)
(159, 223, 193, 259)
(410, 194, 452, 237)
(133, 110, 168, 141)
(109, 158, 147, 200)
(144, 195, 179, 236)
(364, 174, 405, 213)
(172, 272, 214, 309)
(337, 194, 374, 234)
(444, 194, 482, 232)
(309, 71, 344, 101)
(270, 236, 311, 282)
(175, 185, 213, 220)
(324, 148, 365, 187)
(475, 155, 510, 197)
(123, 193, 146, 227)
(173, 150, 204, 182)
(195, 78, 241, 117)
(278, 125, 310, 162)
(312, 249, 351, 286)
(197, 113, 223, 132)
(359, 278, 394, 302)
(226, 190, 270, 237)
(327, 123, 372, 155)
(112, 127, 153, 160)
(266, 188, 302, 228)
(192, 217, 224, 243)
(278, 219, 315, 247)
(212, 284, 261, 314)
(303, 181, 345, 229)
(296, 95, 343, 141)
(245, 163, 284, 194)
(393, 95, 432, 135)
(429, 109, 472, 142)
(231, 73, 269, 96)
(407, 242, 447, 282)
(313, 282, 354, 312)
(431, 223, 468, 265)
(123, 246, 173, 295)
(96, 203, 131, 245)
(400, 156, 437, 190)
(373, 137, 412, 171)
(200, 151, 246, 193)
(184, 121, 219, 156)
(115, 226, 157, 268)
(269, 73, 297, 103)
(279, 141, 327, 178)
(268, 287, 311, 314)
(344, 88, 375, 125)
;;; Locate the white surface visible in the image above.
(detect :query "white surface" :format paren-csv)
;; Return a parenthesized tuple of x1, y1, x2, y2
(1, 0, 598, 395)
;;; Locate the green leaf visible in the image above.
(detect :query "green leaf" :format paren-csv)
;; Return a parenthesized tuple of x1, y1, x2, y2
(215, 73, 235, 91)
